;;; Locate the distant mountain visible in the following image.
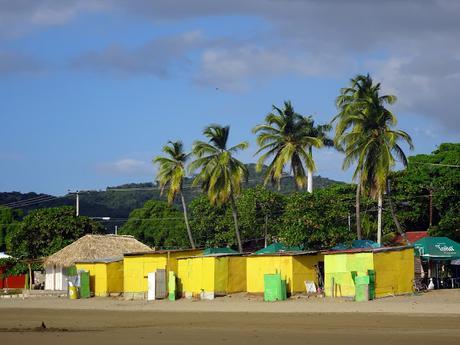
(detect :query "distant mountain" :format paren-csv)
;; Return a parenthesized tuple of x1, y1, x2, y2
(0, 163, 342, 226)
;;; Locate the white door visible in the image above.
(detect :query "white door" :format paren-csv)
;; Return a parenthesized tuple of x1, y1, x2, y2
(147, 272, 156, 301)
(45, 266, 54, 290)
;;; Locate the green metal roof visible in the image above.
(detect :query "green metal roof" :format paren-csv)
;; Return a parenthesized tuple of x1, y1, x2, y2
(414, 237, 460, 260)
(203, 247, 238, 255)
(254, 243, 302, 255)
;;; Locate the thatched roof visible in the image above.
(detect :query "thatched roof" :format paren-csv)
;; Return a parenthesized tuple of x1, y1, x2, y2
(44, 234, 151, 267)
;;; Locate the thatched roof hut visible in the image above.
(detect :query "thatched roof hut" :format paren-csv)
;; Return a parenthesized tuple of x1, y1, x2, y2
(44, 234, 151, 267)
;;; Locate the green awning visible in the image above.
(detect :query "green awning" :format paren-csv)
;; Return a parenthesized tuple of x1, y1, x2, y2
(414, 237, 460, 260)
(202, 247, 238, 255)
(254, 243, 302, 255)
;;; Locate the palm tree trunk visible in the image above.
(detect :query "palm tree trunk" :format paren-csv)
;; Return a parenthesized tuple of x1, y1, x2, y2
(180, 192, 195, 249)
(356, 183, 362, 240)
(307, 147, 313, 193)
(230, 196, 243, 253)
(387, 179, 408, 244)
(377, 192, 383, 245)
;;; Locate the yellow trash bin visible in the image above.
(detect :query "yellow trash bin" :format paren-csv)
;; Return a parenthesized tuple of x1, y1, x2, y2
(69, 286, 79, 299)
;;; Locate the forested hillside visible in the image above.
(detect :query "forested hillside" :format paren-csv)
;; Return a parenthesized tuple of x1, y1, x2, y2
(0, 163, 340, 220)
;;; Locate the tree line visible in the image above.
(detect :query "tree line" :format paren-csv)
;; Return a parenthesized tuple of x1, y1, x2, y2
(147, 74, 415, 252)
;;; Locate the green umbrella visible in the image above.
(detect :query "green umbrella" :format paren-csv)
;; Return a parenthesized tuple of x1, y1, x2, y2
(202, 247, 238, 255)
(254, 243, 302, 255)
(414, 237, 460, 260)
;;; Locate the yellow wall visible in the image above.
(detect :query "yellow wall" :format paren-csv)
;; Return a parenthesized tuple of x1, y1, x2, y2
(106, 261, 123, 294)
(178, 257, 215, 294)
(124, 249, 202, 293)
(247, 254, 322, 294)
(227, 257, 246, 293)
(373, 248, 414, 297)
(247, 256, 293, 293)
(76, 261, 123, 296)
(324, 252, 374, 297)
(177, 256, 247, 295)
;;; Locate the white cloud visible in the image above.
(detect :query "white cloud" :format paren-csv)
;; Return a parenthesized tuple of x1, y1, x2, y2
(0, 0, 107, 38)
(97, 158, 152, 176)
(72, 31, 205, 78)
(194, 45, 354, 91)
(2, 0, 460, 132)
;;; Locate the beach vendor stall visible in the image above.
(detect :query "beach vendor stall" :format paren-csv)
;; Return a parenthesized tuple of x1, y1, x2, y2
(414, 237, 460, 289)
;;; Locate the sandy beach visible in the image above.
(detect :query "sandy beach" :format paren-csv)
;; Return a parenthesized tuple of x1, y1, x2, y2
(1, 290, 459, 344)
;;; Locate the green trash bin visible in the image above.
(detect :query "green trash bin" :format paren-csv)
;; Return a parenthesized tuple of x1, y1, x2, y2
(79, 270, 91, 299)
(168, 271, 176, 301)
(264, 273, 286, 302)
(367, 270, 376, 300)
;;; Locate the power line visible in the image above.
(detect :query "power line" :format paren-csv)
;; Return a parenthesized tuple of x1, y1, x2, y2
(0, 196, 60, 209)
(0, 195, 57, 208)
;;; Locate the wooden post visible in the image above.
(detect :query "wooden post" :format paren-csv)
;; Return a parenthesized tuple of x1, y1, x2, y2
(28, 262, 32, 290)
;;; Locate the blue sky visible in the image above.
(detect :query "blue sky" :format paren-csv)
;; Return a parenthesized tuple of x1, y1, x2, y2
(1, 1, 459, 195)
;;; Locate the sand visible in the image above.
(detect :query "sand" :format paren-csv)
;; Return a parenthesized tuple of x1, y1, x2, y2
(1, 290, 459, 344)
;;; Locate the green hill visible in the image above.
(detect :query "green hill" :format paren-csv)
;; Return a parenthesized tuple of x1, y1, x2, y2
(0, 164, 342, 222)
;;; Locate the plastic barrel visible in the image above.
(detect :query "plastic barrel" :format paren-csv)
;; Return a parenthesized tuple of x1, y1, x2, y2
(69, 286, 79, 300)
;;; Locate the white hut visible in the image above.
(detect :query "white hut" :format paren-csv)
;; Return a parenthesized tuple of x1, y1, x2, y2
(44, 234, 150, 291)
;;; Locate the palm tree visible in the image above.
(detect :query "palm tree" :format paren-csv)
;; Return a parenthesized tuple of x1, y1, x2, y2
(334, 75, 375, 239)
(189, 125, 248, 252)
(334, 74, 413, 244)
(153, 141, 196, 249)
(303, 119, 334, 193)
(253, 101, 323, 190)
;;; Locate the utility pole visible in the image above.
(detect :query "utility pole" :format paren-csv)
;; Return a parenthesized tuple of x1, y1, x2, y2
(76, 191, 80, 217)
(68, 190, 80, 216)
(348, 212, 351, 232)
(429, 189, 433, 228)
(264, 215, 268, 248)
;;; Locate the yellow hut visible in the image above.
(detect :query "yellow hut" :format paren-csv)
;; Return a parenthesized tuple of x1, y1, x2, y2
(324, 246, 414, 298)
(246, 251, 323, 294)
(75, 257, 123, 296)
(123, 248, 202, 299)
(177, 254, 246, 298)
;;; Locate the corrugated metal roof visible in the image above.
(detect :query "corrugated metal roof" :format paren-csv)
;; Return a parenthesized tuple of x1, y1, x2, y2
(324, 245, 413, 255)
(123, 248, 202, 256)
(247, 250, 320, 257)
(394, 231, 429, 244)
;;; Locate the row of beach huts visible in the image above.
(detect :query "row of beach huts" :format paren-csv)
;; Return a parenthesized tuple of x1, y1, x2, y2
(42, 234, 415, 300)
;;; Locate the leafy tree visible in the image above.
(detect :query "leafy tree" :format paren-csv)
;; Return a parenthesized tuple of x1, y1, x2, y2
(389, 143, 460, 241)
(0, 207, 23, 252)
(188, 195, 230, 247)
(153, 141, 195, 248)
(119, 200, 188, 248)
(334, 74, 413, 243)
(190, 125, 248, 252)
(253, 101, 323, 190)
(234, 186, 285, 247)
(6, 206, 104, 259)
(279, 184, 355, 249)
(188, 187, 285, 249)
